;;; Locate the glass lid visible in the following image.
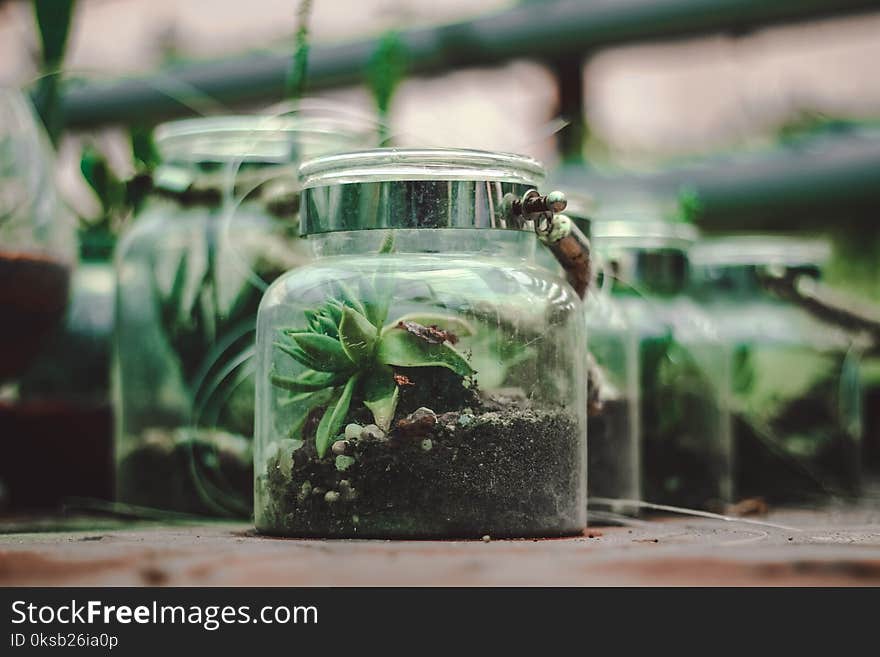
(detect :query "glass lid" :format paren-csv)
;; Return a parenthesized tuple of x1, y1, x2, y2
(299, 147, 545, 187)
(298, 148, 550, 236)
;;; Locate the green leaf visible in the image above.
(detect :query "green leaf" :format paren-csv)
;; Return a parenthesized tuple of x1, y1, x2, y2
(287, 333, 353, 372)
(130, 124, 160, 171)
(377, 327, 474, 377)
(285, 0, 313, 101)
(284, 387, 334, 439)
(319, 299, 344, 327)
(367, 30, 407, 142)
(270, 369, 349, 393)
(363, 365, 399, 431)
(274, 340, 322, 371)
(387, 313, 476, 337)
(315, 375, 358, 458)
(378, 231, 395, 254)
(34, 0, 76, 66)
(316, 314, 339, 337)
(80, 145, 125, 216)
(337, 282, 369, 318)
(338, 306, 378, 364)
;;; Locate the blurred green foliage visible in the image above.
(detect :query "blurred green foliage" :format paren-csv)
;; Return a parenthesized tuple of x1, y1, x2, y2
(367, 31, 407, 143)
(285, 0, 313, 100)
(32, 0, 76, 144)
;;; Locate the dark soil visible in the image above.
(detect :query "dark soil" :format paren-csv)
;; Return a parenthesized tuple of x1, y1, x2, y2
(0, 252, 70, 381)
(587, 398, 637, 504)
(866, 384, 880, 474)
(733, 377, 861, 503)
(0, 399, 112, 510)
(258, 395, 584, 539)
(117, 430, 252, 517)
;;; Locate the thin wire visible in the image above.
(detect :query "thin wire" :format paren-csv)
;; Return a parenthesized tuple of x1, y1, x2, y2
(590, 497, 804, 532)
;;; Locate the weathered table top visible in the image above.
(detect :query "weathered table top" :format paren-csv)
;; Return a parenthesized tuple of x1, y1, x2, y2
(2, 508, 879, 586)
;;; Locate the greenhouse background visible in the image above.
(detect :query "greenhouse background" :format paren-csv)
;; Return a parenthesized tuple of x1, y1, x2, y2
(2, 0, 880, 586)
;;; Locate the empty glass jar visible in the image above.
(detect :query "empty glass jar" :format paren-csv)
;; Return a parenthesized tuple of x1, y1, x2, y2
(690, 236, 862, 503)
(594, 219, 731, 511)
(114, 113, 374, 516)
(254, 148, 588, 538)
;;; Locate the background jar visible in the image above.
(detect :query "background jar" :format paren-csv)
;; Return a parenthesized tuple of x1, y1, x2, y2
(0, 88, 75, 388)
(254, 148, 588, 538)
(114, 113, 375, 517)
(593, 218, 732, 511)
(566, 208, 641, 519)
(690, 236, 863, 503)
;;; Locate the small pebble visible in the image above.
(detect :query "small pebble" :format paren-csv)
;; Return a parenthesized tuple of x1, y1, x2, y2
(345, 423, 363, 440)
(331, 440, 349, 456)
(362, 424, 386, 441)
(324, 490, 340, 503)
(421, 438, 433, 451)
(412, 407, 436, 422)
(481, 535, 491, 543)
(338, 479, 351, 492)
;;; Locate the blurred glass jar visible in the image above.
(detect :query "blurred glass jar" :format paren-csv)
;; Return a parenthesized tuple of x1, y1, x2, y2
(690, 237, 862, 503)
(114, 112, 375, 516)
(0, 88, 75, 385)
(594, 219, 731, 511)
(254, 148, 587, 538)
(566, 207, 641, 517)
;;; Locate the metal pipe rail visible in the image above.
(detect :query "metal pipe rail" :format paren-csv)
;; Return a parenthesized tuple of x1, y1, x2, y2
(58, 0, 880, 128)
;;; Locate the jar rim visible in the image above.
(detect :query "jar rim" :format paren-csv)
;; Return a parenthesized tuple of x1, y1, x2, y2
(592, 219, 698, 249)
(155, 112, 377, 165)
(299, 147, 545, 188)
(690, 235, 831, 267)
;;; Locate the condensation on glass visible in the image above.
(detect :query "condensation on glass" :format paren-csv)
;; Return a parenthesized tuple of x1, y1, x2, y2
(114, 112, 375, 516)
(593, 218, 731, 511)
(690, 237, 862, 503)
(254, 148, 588, 538)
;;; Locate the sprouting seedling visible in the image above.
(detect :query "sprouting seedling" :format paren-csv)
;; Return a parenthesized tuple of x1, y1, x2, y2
(271, 281, 475, 458)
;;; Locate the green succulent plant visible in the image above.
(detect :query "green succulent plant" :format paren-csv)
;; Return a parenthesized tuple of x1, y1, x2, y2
(271, 285, 475, 458)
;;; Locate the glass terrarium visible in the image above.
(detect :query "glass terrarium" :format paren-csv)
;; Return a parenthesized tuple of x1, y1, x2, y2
(584, 273, 641, 515)
(594, 219, 731, 511)
(566, 207, 641, 516)
(0, 88, 75, 387)
(254, 148, 588, 538)
(114, 113, 374, 516)
(690, 236, 862, 503)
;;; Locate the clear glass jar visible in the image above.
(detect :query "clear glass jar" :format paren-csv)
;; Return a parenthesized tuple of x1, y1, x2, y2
(594, 220, 731, 511)
(584, 275, 641, 515)
(254, 148, 588, 538)
(690, 237, 862, 503)
(0, 88, 75, 386)
(565, 208, 641, 517)
(0, 88, 79, 510)
(114, 114, 374, 516)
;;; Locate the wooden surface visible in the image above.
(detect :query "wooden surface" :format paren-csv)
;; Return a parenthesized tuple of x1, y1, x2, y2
(2, 507, 880, 586)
